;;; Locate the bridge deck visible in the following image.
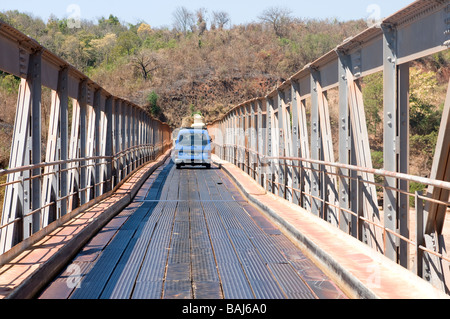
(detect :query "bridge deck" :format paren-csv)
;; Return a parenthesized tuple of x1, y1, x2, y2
(38, 159, 346, 299)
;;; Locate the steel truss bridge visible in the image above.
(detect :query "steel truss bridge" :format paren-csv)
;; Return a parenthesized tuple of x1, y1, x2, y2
(0, 0, 449, 300)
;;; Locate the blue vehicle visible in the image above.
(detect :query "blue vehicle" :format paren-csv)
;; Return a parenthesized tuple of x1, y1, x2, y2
(174, 128, 212, 169)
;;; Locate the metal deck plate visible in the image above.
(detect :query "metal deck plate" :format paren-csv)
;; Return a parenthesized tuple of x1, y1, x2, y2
(39, 159, 347, 299)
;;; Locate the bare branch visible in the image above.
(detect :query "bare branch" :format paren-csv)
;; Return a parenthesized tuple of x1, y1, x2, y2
(132, 50, 159, 81)
(196, 8, 208, 36)
(258, 6, 293, 37)
(212, 11, 231, 30)
(172, 6, 195, 35)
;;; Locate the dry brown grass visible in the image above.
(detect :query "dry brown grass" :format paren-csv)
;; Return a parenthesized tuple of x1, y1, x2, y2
(87, 19, 370, 128)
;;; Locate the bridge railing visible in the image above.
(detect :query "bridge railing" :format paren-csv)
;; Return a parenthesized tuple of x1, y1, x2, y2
(0, 20, 172, 257)
(208, 0, 450, 294)
(217, 144, 450, 274)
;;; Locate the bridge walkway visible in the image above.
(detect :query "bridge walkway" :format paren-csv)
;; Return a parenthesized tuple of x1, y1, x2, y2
(38, 158, 346, 299)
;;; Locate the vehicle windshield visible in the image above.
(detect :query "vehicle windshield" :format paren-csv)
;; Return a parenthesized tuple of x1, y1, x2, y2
(177, 132, 209, 146)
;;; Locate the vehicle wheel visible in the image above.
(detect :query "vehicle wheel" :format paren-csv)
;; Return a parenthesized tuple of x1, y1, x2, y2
(176, 164, 181, 169)
(206, 164, 211, 169)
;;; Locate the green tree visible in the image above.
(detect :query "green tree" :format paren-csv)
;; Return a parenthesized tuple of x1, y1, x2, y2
(362, 72, 383, 135)
(142, 30, 177, 51)
(99, 14, 120, 27)
(408, 66, 442, 177)
(190, 104, 199, 116)
(0, 73, 20, 94)
(146, 91, 161, 116)
(409, 67, 442, 136)
(115, 30, 141, 56)
(137, 23, 152, 39)
(0, 10, 46, 39)
(299, 33, 336, 64)
(371, 151, 384, 194)
(90, 33, 117, 65)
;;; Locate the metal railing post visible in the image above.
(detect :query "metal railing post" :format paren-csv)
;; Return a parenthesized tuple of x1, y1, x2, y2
(416, 191, 424, 278)
(357, 176, 364, 243)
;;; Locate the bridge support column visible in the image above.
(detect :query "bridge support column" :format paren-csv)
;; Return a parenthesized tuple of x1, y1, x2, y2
(229, 111, 234, 165)
(382, 24, 410, 266)
(126, 103, 131, 176)
(231, 112, 235, 164)
(316, 81, 339, 226)
(277, 90, 286, 200)
(94, 90, 102, 198)
(41, 66, 69, 227)
(281, 89, 294, 203)
(422, 80, 450, 293)
(239, 106, 245, 171)
(68, 82, 82, 210)
(30, 51, 42, 238)
(310, 68, 322, 217)
(347, 67, 383, 252)
(85, 90, 98, 202)
(266, 98, 274, 194)
(250, 101, 257, 180)
(120, 101, 126, 178)
(113, 99, 120, 185)
(78, 81, 88, 206)
(310, 67, 338, 223)
(0, 50, 42, 252)
(59, 68, 69, 218)
(245, 103, 250, 176)
(105, 97, 113, 192)
(294, 85, 311, 212)
(131, 105, 136, 171)
(291, 82, 301, 206)
(337, 51, 354, 236)
(257, 99, 265, 188)
(236, 108, 241, 169)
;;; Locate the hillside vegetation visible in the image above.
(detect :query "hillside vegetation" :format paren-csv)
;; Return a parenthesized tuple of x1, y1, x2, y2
(0, 9, 369, 125)
(0, 8, 448, 181)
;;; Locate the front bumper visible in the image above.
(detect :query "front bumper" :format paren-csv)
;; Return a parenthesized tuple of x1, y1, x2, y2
(174, 155, 211, 165)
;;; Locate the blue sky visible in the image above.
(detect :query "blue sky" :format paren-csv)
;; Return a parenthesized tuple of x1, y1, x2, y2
(1, 0, 414, 27)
